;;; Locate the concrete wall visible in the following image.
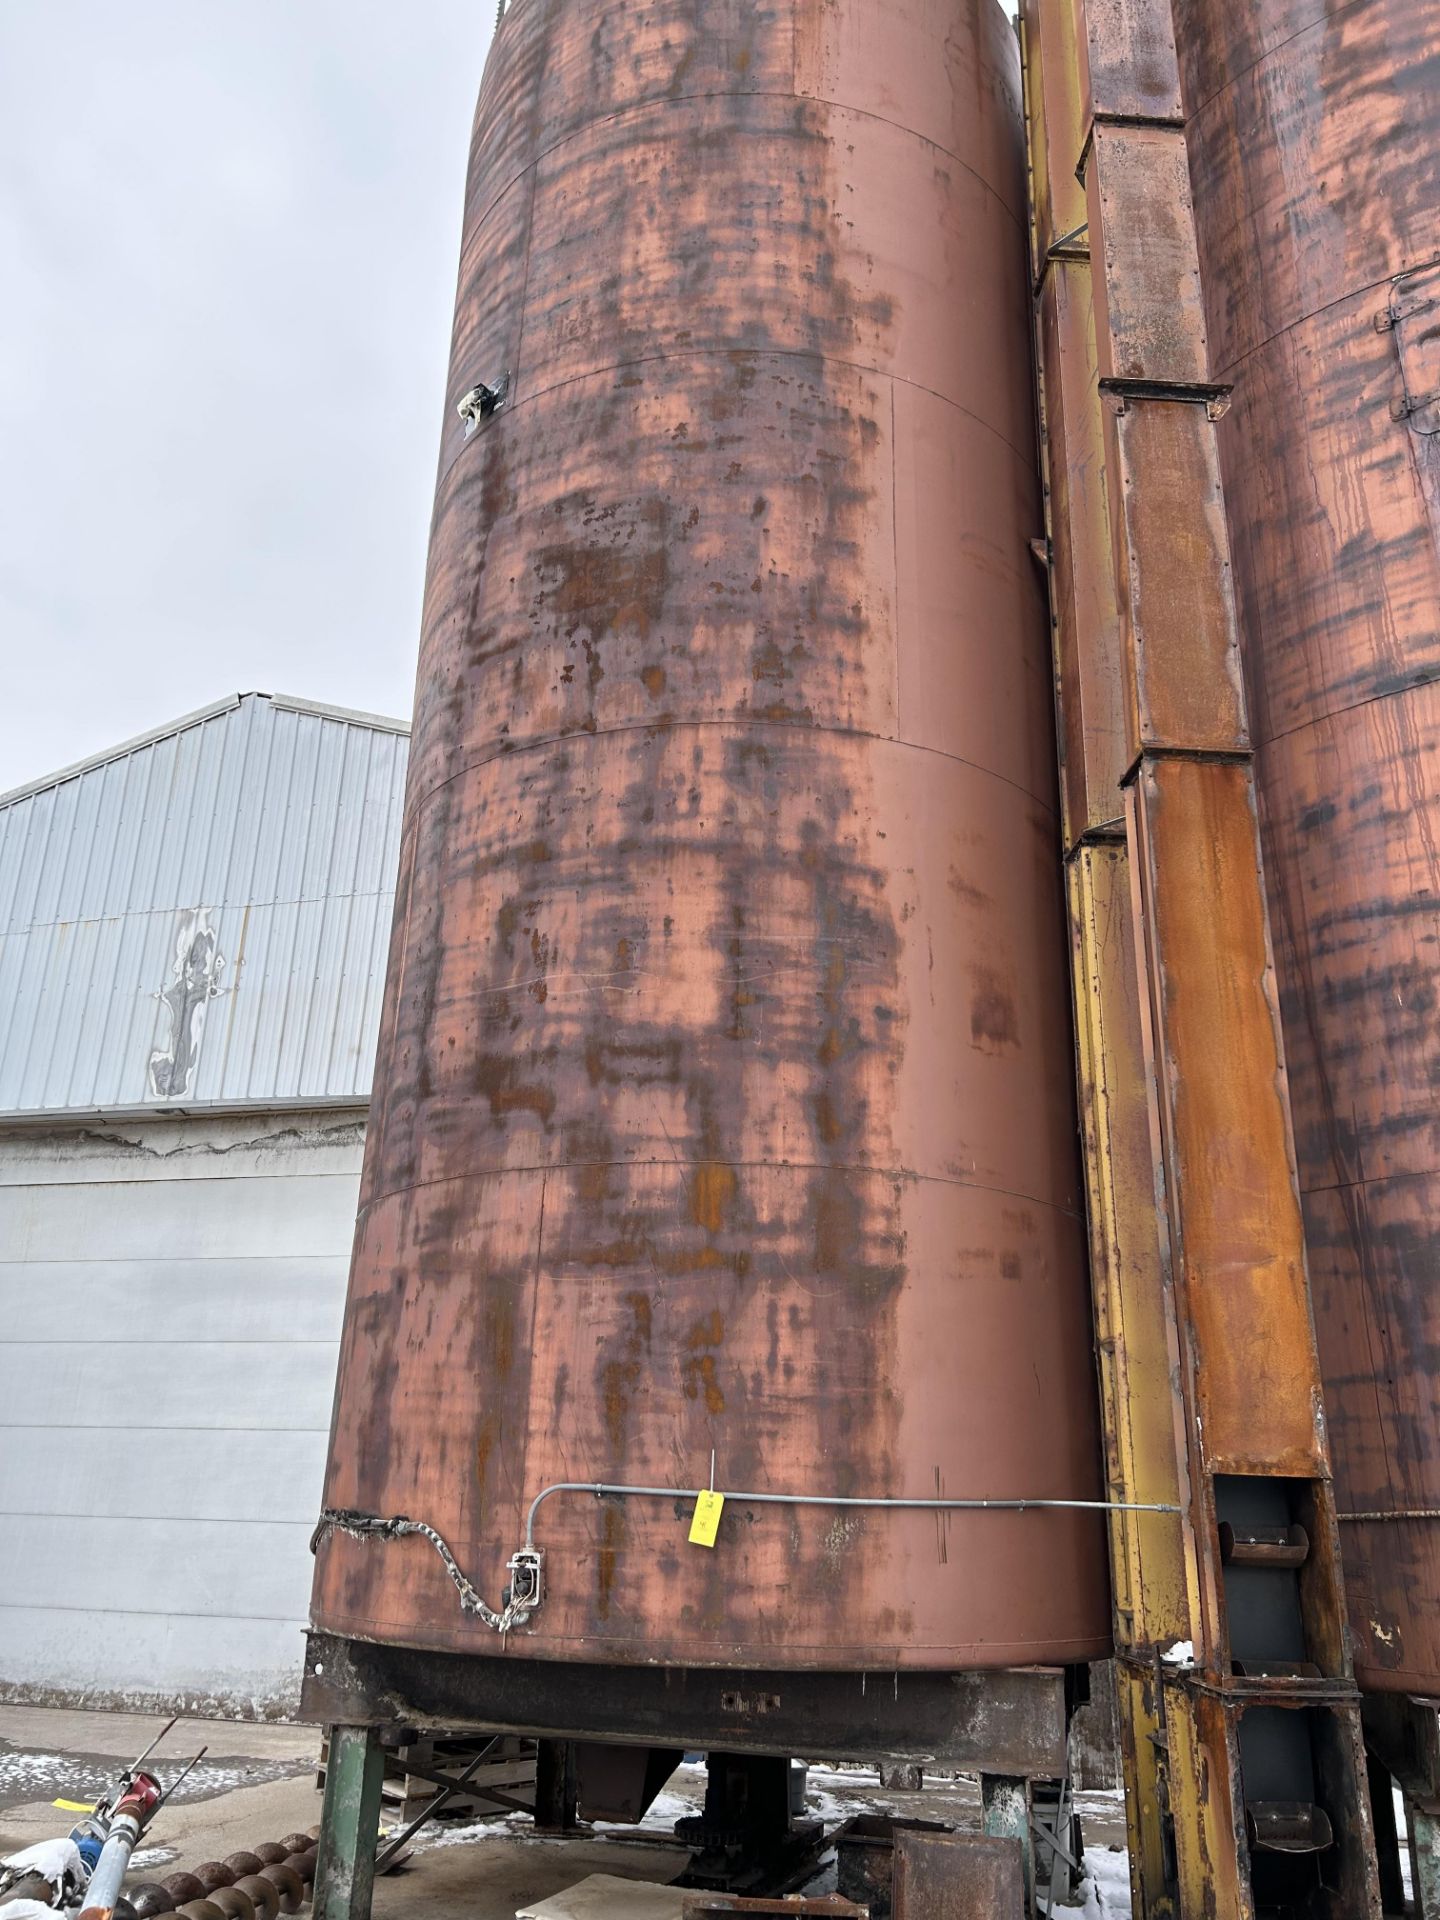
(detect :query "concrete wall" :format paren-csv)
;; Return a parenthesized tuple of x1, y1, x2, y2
(0, 1110, 364, 1717)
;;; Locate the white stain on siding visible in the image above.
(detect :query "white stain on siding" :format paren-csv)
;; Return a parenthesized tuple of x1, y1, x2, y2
(148, 907, 225, 1099)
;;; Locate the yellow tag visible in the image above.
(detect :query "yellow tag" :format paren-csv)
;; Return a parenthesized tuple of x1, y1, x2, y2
(54, 1799, 96, 1813)
(689, 1490, 725, 1547)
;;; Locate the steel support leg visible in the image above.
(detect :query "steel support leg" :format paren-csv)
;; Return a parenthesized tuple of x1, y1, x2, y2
(1372, 1757, 1406, 1916)
(313, 1724, 385, 1920)
(1412, 1802, 1440, 1918)
(534, 1739, 579, 1832)
(1368, 1753, 1406, 1915)
(982, 1775, 1032, 1913)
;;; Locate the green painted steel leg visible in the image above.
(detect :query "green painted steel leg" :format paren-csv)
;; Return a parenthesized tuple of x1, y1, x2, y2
(1412, 1800, 1440, 1919)
(982, 1773, 1033, 1914)
(314, 1724, 386, 1920)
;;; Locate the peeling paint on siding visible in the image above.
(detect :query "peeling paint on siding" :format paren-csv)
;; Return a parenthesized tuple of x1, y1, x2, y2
(148, 908, 224, 1099)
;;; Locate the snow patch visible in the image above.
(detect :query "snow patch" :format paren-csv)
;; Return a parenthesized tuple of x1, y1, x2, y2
(0, 1748, 307, 1809)
(1058, 1847, 1133, 1917)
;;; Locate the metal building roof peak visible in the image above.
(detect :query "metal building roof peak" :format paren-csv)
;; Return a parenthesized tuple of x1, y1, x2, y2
(0, 689, 410, 1117)
(0, 690, 409, 813)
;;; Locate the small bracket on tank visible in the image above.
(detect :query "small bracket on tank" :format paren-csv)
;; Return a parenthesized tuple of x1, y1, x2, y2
(504, 1544, 544, 1618)
(458, 372, 510, 434)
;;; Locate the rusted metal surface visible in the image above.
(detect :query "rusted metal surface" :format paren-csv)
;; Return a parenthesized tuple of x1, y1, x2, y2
(1158, 1689, 1377, 1920)
(1112, 1662, 1170, 1919)
(1038, 259, 1129, 846)
(1103, 396, 1246, 758)
(1177, 0, 1439, 380)
(892, 1829, 1025, 1920)
(833, 1813, 952, 1918)
(302, 1634, 1073, 1776)
(1026, 0, 1382, 1909)
(1020, 0, 1086, 275)
(1125, 755, 1323, 1487)
(1176, 0, 1440, 1698)
(312, 0, 1108, 1677)
(104, 1848, 318, 1920)
(1212, 292, 1440, 755)
(1086, 124, 1211, 392)
(1023, 6, 1193, 1912)
(1065, 845, 1188, 1640)
(1071, 0, 1182, 130)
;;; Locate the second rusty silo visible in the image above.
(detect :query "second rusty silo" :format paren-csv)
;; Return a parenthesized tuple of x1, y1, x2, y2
(1176, 0, 1440, 1697)
(310, 0, 1108, 1680)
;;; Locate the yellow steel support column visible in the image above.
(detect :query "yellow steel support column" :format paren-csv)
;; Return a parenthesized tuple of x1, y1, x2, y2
(1022, 9, 1188, 1911)
(1020, 0, 1381, 1913)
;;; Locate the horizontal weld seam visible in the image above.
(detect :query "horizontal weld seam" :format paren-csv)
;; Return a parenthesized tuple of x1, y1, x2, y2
(359, 1158, 1084, 1226)
(401, 715, 1058, 838)
(1185, 0, 1368, 128)
(446, 345, 1033, 476)
(1259, 671, 1440, 752)
(1301, 1161, 1440, 1200)
(463, 84, 1023, 244)
(1210, 251, 1440, 381)
(314, 1609, 1110, 1653)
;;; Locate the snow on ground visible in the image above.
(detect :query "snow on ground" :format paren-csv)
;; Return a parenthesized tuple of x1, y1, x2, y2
(414, 1812, 533, 1850)
(1065, 1845, 1134, 1916)
(0, 1747, 306, 1811)
(129, 1845, 180, 1869)
(0, 1758, 71, 1796)
(803, 1766, 878, 1788)
(602, 1788, 697, 1833)
(804, 1786, 857, 1827)
(412, 1779, 705, 1855)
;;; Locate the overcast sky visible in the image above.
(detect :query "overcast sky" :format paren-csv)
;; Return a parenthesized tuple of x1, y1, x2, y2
(0, 4, 490, 794)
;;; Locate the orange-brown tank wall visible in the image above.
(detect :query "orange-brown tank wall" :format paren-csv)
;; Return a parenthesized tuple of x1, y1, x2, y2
(1176, 0, 1440, 1695)
(310, 0, 1110, 1670)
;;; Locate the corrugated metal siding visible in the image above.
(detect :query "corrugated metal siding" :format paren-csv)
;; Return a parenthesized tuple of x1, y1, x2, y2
(0, 693, 408, 1115)
(0, 1113, 361, 1715)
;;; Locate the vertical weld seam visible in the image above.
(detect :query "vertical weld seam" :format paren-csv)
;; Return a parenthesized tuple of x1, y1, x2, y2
(511, 166, 540, 403)
(380, 836, 419, 1187)
(891, 377, 901, 729)
(508, 0, 553, 405)
(519, 1165, 548, 1511)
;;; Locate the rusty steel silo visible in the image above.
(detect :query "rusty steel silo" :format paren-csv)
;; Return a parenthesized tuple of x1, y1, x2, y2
(309, 0, 1108, 1691)
(1174, 0, 1440, 1698)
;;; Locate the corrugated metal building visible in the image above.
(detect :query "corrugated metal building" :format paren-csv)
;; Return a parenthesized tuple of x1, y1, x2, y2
(0, 691, 408, 1715)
